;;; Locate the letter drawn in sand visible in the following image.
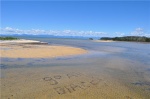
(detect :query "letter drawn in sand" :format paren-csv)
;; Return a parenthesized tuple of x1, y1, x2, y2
(64, 86, 72, 93)
(80, 81, 90, 89)
(67, 73, 81, 79)
(90, 79, 101, 85)
(54, 87, 66, 95)
(54, 75, 62, 79)
(70, 84, 83, 91)
(43, 77, 58, 85)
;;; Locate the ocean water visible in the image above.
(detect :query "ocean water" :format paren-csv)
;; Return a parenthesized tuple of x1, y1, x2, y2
(1, 37, 150, 99)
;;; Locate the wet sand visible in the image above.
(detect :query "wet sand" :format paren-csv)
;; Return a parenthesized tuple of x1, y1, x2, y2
(1, 39, 150, 99)
(0, 41, 87, 58)
(1, 57, 150, 99)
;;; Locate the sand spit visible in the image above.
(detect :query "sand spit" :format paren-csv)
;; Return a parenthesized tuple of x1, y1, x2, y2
(0, 40, 87, 58)
(93, 40, 115, 42)
(0, 39, 48, 45)
(0, 39, 42, 43)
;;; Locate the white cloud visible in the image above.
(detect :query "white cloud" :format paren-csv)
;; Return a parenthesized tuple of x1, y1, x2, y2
(131, 28, 144, 36)
(130, 28, 150, 37)
(1, 27, 23, 33)
(0, 27, 107, 37)
(1, 27, 149, 37)
(115, 32, 125, 37)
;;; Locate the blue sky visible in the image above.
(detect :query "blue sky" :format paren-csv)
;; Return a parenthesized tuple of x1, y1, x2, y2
(1, 1, 150, 37)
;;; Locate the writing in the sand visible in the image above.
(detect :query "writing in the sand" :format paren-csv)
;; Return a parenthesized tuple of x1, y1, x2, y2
(43, 72, 102, 95)
(54, 79, 101, 95)
(43, 72, 82, 85)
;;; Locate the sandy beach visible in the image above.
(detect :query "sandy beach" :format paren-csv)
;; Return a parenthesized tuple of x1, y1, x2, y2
(1, 38, 150, 99)
(0, 39, 87, 58)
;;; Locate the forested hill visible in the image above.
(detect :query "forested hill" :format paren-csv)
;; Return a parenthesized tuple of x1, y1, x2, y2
(100, 36, 150, 42)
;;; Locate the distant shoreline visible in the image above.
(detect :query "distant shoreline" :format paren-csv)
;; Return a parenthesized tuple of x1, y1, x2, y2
(100, 36, 150, 42)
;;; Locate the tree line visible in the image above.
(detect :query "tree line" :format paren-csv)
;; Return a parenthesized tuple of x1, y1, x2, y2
(0, 37, 18, 40)
(100, 36, 150, 42)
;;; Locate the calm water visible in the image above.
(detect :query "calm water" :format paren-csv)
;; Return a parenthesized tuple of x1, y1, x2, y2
(1, 37, 150, 99)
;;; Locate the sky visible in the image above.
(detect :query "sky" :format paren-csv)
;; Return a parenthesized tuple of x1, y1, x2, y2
(1, 0, 150, 37)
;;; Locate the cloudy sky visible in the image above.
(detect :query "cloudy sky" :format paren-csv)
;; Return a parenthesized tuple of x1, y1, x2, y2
(1, 1, 150, 37)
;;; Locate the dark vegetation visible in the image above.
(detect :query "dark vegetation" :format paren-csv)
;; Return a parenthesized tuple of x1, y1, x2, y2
(100, 36, 150, 42)
(89, 38, 93, 40)
(0, 37, 18, 40)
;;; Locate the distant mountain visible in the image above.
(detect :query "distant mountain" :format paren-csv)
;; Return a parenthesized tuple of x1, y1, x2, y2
(0, 34, 100, 40)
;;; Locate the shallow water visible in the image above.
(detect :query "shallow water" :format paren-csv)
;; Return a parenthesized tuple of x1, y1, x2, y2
(1, 38, 150, 99)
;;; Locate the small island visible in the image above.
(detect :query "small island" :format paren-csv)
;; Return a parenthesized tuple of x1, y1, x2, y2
(100, 36, 150, 42)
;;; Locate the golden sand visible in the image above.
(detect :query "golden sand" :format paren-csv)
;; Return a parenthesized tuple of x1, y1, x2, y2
(0, 43, 87, 58)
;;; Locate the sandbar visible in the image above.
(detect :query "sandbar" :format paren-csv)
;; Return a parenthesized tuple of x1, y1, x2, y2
(93, 40, 115, 42)
(0, 39, 42, 44)
(0, 39, 87, 58)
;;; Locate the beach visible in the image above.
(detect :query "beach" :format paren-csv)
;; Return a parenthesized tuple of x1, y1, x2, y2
(1, 38, 150, 99)
(0, 39, 87, 58)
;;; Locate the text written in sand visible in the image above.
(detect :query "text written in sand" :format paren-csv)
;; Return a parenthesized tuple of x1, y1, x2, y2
(43, 72, 104, 95)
